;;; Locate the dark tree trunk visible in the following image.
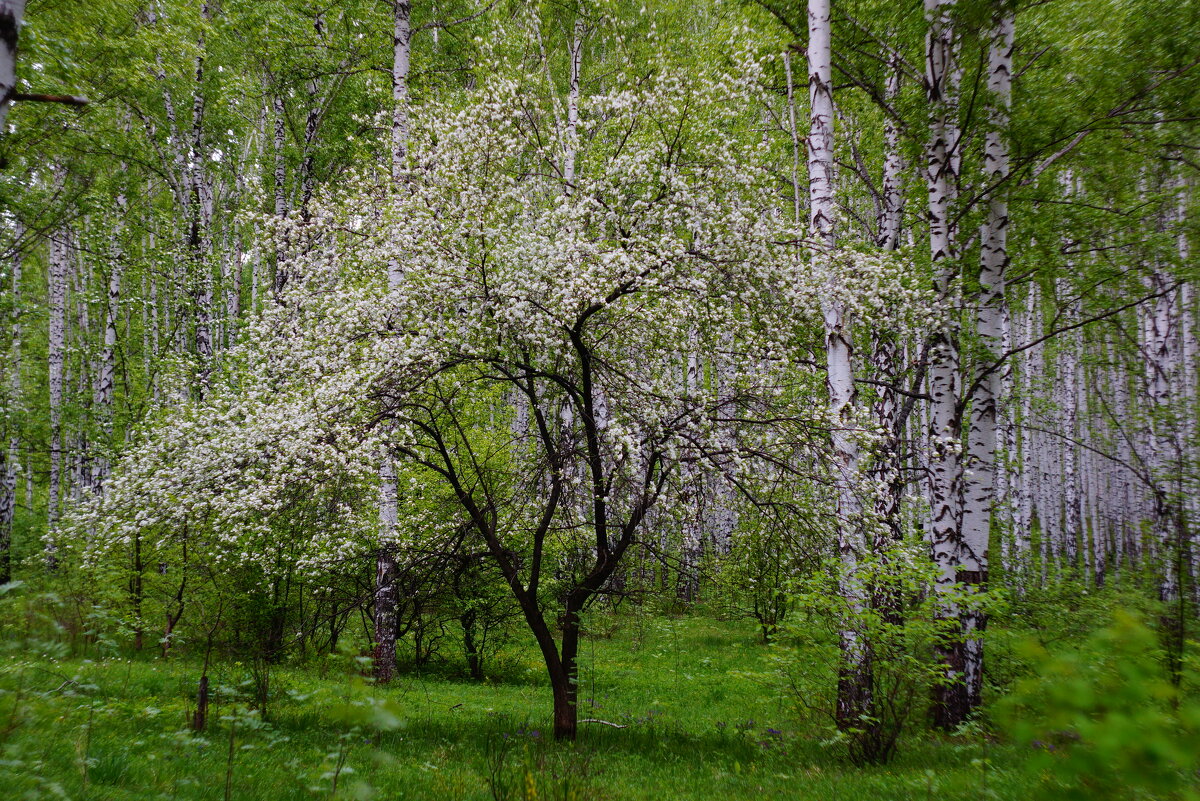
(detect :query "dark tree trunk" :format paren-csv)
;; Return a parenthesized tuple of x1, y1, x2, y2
(130, 530, 144, 650)
(192, 674, 209, 731)
(555, 611, 580, 741)
(931, 620, 971, 730)
(461, 610, 483, 681)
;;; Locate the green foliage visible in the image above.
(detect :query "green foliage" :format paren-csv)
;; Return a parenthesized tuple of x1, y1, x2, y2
(998, 610, 1200, 801)
(780, 541, 963, 765)
(0, 613, 1041, 800)
(709, 509, 812, 642)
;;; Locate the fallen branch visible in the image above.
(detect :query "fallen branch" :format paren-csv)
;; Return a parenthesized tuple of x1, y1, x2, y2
(579, 718, 628, 729)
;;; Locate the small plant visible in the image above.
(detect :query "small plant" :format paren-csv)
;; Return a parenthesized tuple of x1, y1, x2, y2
(781, 541, 967, 765)
(998, 609, 1200, 801)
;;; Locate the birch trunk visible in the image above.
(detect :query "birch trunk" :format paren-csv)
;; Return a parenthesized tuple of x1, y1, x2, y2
(868, 50, 905, 544)
(878, 53, 904, 251)
(1016, 290, 1035, 572)
(0, 1, 26, 136)
(1177, 184, 1198, 600)
(1061, 289, 1082, 572)
(272, 92, 289, 296)
(564, 18, 583, 193)
(188, 6, 214, 396)
(47, 227, 69, 565)
(959, 16, 1012, 708)
(807, 0, 868, 730)
(373, 0, 413, 685)
(70, 237, 91, 501)
(374, 451, 400, 683)
(710, 332, 738, 555)
(996, 300, 1016, 575)
(0, 225, 22, 583)
(93, 195, 124, 495)
(924, 0, 971, 729)
(1142, 257, 1177, 600)
(679, 330, 703, 601)
(391, 0, 412, 182)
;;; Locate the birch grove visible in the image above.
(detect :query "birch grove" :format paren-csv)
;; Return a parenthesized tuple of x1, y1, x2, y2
(0, 0, 1198, 769)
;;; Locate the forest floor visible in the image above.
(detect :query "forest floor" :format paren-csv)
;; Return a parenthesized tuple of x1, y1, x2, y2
(0, 613, 1042, 801)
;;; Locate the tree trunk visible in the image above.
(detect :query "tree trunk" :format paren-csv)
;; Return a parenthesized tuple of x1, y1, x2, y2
(957, 3, 1013, 714)
(564, 17, 583, 192)
(0, 1, 26, 136)
(47, 226, 69, 566)
(373, 0, 413, 685)
(0, 224, 22, 583)
(374, 453, 399, 684)
(878, 50, 904, 251)
(391, 0, 412, 181)
(271, 91, 290, 297)
(552, 611, 580, 741)
(93, 197, 123, 496)
(188, 7, 214, 397)
(808, 0, 870, 730)
(924, 0, 967, 730)
(869, 50, 905, 544)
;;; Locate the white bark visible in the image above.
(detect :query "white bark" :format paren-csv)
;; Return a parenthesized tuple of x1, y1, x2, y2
(0, 1, 26, 136)
(960, 7, 1012, 637)
(375, 0, 413, 683)
(92, 218, 122, 495)
(188, 7, 214, 395)
(564, 18, 583, 192)
(374, 449, 400, 683)
(809, 0, 855, 540)
(878, 52, 904, 250)
(924, 0, 962, 592)
(710, 332, 738, 555)
(391, 0, 412, 183)
(1141, 241, 1178, 599)
(1177, 184, 1198, 597)
(1062, 324, 1081, 569)
(1016, 291, 1035, 566)
(924, 0, 978, 727)
(809, 0, 867, 725)
(0, 223, 22, 582)
(47, 226, 69, 562)
(70, 240, 91, 501)
(997, 299, 1016, 575)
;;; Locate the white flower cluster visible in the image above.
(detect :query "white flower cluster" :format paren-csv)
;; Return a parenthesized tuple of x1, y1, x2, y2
(64, 69, 924, 575)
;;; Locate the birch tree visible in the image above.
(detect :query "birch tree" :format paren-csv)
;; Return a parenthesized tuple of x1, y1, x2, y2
(922, 0, 969, 730)
(0, 226, 21, 583)
(806, 0, 869, 730)
(958, 0, 1013, 716)
(46, 226, 69, 564)
(0, 0, 25, 136)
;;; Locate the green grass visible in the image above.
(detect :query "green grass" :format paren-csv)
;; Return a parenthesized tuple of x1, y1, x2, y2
(0, 614, 1030, 800)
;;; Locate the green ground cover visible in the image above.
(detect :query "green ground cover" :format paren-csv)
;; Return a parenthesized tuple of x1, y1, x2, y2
(1, 614, 1030, 801)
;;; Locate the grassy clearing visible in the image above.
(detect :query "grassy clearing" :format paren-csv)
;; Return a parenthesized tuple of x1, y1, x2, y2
(1, 614, 1028, 800)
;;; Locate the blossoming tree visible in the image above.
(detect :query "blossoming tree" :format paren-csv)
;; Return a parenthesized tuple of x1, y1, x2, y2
(68, 31, 936, 735)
